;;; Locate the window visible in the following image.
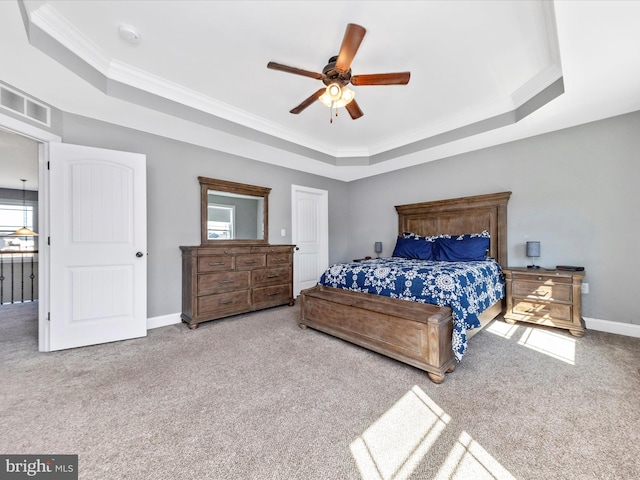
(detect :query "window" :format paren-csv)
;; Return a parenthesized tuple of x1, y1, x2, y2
(207, 204, 235, 240)
(0, 200, 37, 253)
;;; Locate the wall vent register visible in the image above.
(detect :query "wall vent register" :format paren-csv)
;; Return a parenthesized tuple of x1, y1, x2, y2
(0, 85, 50, 126)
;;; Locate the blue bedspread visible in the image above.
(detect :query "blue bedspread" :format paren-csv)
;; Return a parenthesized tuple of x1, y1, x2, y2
(318, 257, 505, 361)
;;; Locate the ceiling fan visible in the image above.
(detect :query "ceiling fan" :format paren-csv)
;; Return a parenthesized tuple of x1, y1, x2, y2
(267, 23, 410, 121)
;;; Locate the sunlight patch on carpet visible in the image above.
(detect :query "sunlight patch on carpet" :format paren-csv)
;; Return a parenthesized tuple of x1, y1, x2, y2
(485, 320, 519, 339)
(350, 385, 450, 479)
(434, 431, 517, 480)
(518, 327, 576, 365)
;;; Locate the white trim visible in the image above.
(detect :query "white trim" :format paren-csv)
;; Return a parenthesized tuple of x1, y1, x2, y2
(38, 143, 49, 351)
(0, 112, 60, 352)
(147, 312, 182, 330)
(0, 112, 60, 142)
(584, 317, 640, 338)
(30, 3, 111, 74)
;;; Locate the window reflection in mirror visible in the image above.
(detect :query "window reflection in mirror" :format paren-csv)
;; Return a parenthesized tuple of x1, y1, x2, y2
(207, 192, 264, 240)
(199, 177, 270, 245)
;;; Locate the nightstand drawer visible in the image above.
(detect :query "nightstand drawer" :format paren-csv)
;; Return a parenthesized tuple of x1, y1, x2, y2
(512, 300, 572, 321)
(512, 281, 572, 302)
(512, 273, 572, 284)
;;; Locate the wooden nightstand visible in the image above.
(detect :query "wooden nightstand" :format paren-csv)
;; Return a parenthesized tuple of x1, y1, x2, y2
(503, 267, 585, 337)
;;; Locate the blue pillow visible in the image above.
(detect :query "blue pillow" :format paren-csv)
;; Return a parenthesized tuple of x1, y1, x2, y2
(435, 233, 490, 262)
(392, 236, 434, 260)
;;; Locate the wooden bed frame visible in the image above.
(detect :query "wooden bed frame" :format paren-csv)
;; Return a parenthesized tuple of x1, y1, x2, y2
(299, 191, 511, 383)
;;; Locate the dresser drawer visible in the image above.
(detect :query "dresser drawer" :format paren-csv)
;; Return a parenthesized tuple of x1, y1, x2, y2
(197, 271, 249, 295)
(197, 291, 250, 317)
(511, 299, 572, 321)
(267, 252, 292, 266)
(236, 254, 266, 270)
(512, 280, 572, 302)
(252, 266, 292, 288)
(253, 284, 292, 306)
(198, 255, 234, 272)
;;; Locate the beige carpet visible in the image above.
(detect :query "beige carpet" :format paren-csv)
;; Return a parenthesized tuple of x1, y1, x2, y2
(1, 302, 639, 480)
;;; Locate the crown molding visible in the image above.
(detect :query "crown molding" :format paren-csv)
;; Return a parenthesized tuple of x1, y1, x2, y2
(29, 3, 110, 73)
(26, 2, 345, 158)
(19, 0, 564, 167)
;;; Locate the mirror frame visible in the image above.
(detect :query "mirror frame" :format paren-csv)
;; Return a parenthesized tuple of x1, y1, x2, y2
(199, 176, 271, 245)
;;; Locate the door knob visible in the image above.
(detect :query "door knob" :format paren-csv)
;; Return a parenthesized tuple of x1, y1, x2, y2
(136, 252, 144, 258)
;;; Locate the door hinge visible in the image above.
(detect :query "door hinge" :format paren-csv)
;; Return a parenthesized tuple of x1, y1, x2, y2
(47, 312, 50, 321)
(47, 161, 50, 170)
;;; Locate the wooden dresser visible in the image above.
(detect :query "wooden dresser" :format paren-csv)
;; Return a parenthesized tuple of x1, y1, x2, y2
(180, 244, 295, 329)
(503, 267, 585, 337)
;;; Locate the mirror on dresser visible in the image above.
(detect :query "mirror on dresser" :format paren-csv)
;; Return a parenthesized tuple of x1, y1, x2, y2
(182, 177, 294, 329)
(199, 176, 271, 245)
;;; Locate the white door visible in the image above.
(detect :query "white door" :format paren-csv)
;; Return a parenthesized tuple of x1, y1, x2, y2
(291, 185, 328, 296)
(48, 143, 147, 351)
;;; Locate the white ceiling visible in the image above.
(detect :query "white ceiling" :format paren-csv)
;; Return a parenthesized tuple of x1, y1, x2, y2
(1, 1, 640, 183)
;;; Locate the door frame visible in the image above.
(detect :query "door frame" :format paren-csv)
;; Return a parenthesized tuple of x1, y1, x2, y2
(0, 112, 60, 351)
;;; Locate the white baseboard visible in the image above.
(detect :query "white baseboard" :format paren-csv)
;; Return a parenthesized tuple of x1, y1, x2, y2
(584, 317, 640, 338)
(145, 312, 640, 338)
(147, 312, 182, 330)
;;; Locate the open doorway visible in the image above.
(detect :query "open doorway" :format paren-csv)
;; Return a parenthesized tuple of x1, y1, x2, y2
(0, 127, 39, 345)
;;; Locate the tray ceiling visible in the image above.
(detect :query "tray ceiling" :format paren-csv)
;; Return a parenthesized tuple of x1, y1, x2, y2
(2, 1, 640, 181)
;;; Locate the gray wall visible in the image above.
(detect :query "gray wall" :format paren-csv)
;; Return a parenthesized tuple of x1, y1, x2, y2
(347, 111, 640, 325)
(61, 114, 350, 318)
(60, 110, 639, 326)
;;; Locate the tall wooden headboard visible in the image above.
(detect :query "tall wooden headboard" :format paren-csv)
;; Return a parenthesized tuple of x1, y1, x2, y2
(395, 191, 511, 267)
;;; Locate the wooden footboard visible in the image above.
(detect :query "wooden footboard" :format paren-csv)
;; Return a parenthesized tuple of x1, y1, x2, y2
(299, 285, 456, 383)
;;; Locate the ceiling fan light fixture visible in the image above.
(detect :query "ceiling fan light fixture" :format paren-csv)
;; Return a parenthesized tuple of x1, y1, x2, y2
(341, 87, 355, 104)
(268, 23, 409, 120)
(319, 85, 355, 108)
(326, 83, 342, 101)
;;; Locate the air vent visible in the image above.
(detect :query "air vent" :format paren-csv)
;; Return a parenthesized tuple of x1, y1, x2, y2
(0, 85, 50, 126)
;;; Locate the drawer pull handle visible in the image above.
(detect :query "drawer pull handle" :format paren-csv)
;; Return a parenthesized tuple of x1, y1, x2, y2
(243, 260, 258, 264)
(208, 262, 225, 266)
(533, 290, 548, 295)
(218, 280, 233, 284)
(537, 276, 542, 281)
(267, 274, 279, 278)
(219, 300, 232, 305)
(267, 291, 281, 296)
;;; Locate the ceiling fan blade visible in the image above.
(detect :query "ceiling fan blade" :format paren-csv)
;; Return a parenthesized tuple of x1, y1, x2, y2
(345, 99, 364, 120)
(351, 72, 411, 86)
(290, 88, 326, 114)
(267, 61, 324, 80)
(335, 23, 366, 72)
